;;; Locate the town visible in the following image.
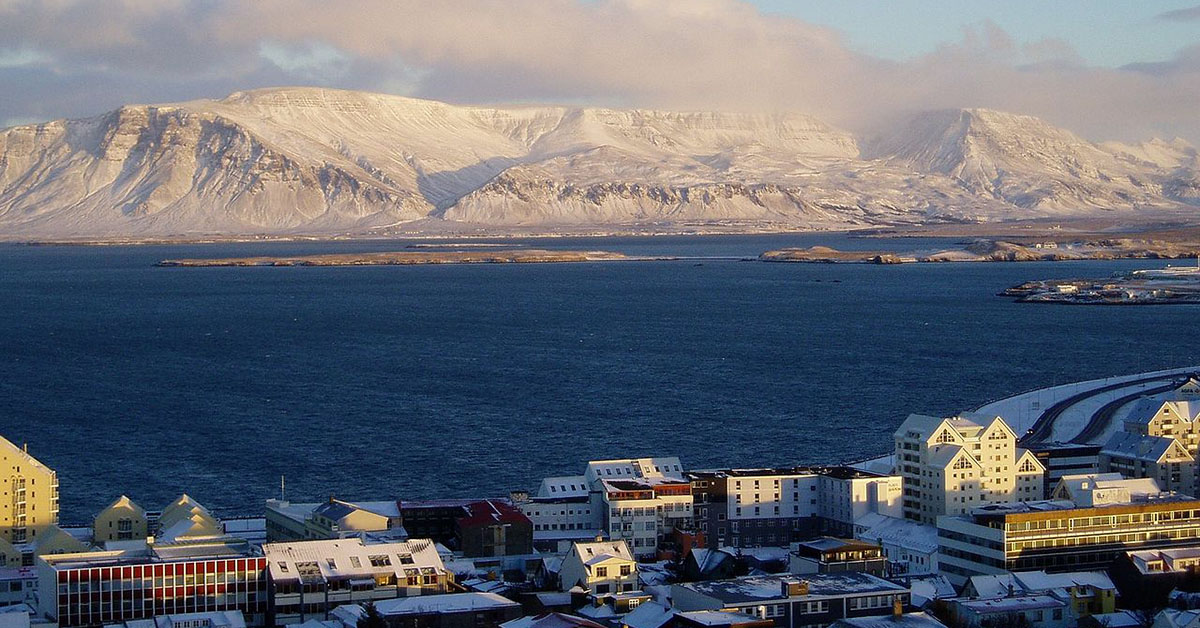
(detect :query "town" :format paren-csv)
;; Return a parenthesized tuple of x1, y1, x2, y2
(4, 374, 1200, 628)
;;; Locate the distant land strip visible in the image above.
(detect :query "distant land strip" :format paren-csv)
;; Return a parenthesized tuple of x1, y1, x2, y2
(155, 249, 663, 267)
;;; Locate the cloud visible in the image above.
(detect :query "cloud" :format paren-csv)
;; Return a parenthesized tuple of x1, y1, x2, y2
(1157, 5, 1200, 21)
(0, 0, 1197, 144)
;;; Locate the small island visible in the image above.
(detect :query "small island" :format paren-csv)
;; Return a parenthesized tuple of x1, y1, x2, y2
(761, 238, 1200, 264)
(1002, 265, 1200, 304)
(157, 249, 638, 267)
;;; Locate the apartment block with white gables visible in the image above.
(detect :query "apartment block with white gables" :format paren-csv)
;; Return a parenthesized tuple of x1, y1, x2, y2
(894, 414, 1045, 524)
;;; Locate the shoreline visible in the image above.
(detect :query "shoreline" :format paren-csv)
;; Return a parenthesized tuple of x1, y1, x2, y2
(155, 249, 669, 267)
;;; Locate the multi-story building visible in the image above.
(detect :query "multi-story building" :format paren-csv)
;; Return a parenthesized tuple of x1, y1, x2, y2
(519, 477, 602, 552)
(1026, 443, 1102, 499)
(399, 499, 533, 557)
(94, 496, 149, 545)
(36, 537, 268, 628)
(936, 477, 1200, 585)
(852, 514, 938, 577)
(263, 537, 450, 625)
(689, 467, 902, 549)
(1100, 433, 1196, 496)
(788, 538, 887, 576)
(671, 573, 911, 628)
(587, 459, 693, 558)
(331, 592, 522, 628)
(265, 499, 403, 542)
(0, 435, 59, 546)
(894, 414, 1045, 524)
(558, 540, 638, 595)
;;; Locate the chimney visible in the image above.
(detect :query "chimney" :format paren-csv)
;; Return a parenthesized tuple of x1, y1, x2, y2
(783, 580, 809, 597)
(892, 597, 903, 618)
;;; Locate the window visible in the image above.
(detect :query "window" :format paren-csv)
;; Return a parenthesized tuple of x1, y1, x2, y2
(620, 565, 632, 576)
(595, 567, 608, 577)
(349, 556, 362, 568)
(369, 555, 392, 567)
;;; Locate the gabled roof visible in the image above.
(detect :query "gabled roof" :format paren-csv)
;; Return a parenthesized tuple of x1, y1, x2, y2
(1125, 398, 1200, 427)
(501, 613, 610, 628)
(927, 446, 975, 470)
(1102, 432, 1192, 463)
(832, 612, 948, 628)
(100, 495, 146, 518)
(621, 602, 677, 628)
(572, 540, 633, 566)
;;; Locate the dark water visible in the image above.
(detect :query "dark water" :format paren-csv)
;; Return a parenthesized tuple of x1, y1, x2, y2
(0, 234, 1195, 522)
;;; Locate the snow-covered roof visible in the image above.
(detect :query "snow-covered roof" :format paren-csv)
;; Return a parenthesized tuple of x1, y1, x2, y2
(370, 592, 519, 616)
(927, 446, 971, 470)
(572, 540, 634, 566)
(857, 516, 939, 555)
(1158, 608, 1200, 628)
(832, 611, 948, 628)
(1125, 398, 1200, 427)
(264, 537, 444, 583)
(957, 595, 1066, 614)
(908, 576, 956, 607)
(537, 476, 590, 499)
(1087, 611, 1147, 628)
(688, 548, 734, 574)
(1127, 546, 1200, 574)
(677, 610, 771, 626)
(620, 601, 677, 628)
(1013, 570, 1115, 593)
(1102, 432, 1190, 463)
(501, 613, 608, 628)
(966, 573, 1018, 599)
(673, 573, 906, 605)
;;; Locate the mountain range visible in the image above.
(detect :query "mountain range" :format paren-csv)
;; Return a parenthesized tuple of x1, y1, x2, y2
(0, 87, 1196, 238)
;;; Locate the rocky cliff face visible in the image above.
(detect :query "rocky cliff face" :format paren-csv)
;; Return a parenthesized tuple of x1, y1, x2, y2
(0, 87, 1195, 237)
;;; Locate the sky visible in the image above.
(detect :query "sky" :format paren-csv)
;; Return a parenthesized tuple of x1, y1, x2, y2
(0, 0, 1198, 143)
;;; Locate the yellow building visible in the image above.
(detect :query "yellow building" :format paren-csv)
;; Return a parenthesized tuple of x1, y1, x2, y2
(93, 495, 149, 544)
(0, 434, 59, 545)
(559, 540, 638, 594)
(156, 494, 222, 541)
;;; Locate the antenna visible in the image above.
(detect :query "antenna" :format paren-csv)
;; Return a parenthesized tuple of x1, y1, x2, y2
(281, 475, 286, 501)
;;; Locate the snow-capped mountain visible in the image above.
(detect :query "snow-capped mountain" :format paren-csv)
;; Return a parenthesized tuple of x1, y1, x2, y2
(0, 87, 1194, 238)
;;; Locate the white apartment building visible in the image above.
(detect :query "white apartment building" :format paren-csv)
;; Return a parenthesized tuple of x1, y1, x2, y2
(521, 458, 693, 558)
(895, 414, 1045, 524)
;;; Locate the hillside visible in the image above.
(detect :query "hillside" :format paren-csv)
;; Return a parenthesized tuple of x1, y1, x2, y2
(0, 88, 1195, 238)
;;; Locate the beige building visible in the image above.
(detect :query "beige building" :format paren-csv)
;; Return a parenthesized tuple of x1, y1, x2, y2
(0, 434, 59, 545)
(94, 495, 149, 544)
(1100, 432, 1196, 496)
(156, 494, 222, 541)
(894, 414, 1045, 523)
(558, 539, 638, 595)
(265, 498, 403, 542)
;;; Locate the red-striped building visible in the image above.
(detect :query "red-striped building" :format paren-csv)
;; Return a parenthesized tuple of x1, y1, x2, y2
(37, 539, 267, 627)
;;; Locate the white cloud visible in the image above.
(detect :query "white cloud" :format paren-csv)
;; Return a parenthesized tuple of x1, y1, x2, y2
(0, 0, 1197, 143)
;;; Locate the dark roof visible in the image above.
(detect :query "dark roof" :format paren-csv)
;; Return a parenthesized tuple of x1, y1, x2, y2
(457, 499, 531, 528)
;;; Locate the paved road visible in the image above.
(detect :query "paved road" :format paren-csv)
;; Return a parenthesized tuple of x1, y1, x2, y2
(1070, 380, 1184, 444)
(1020, 373, 1196, 446)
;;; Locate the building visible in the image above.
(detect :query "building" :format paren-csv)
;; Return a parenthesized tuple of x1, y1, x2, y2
(1026, 443, 1102, 499)
(94, 496, 149, 545)
(830, 611, 948, 628)
(936, 477, 1200, 585)
(1112, 546, 1200, 609)
(680, 548, 739, 582)
(960, 571, 1117, 617)
(788, 538, 887, 576)
(671, 572, 911, 628)
(588, 459, 692, 559)
(1154, 609, 1200, 628)
(558, 540, 637, 595)
(945, 595, 1071, 628)
(263, 537, 450, 625)
(331, 592, 522, 628)
(455, 500, 533, 558)
(119, 610, 246, 628)
(689, 467, 902, 549)
(36, 537, 267, 628)
(518, 478, 602, 553)
(265, 499, 403, 543)
(1100, 432, 1196, 497)
(894, 414, 1045, 524)
(853, 515, 938, 577)
(501, 612, 607, 628)
(155, 495, 222, 542)
(0, 436, 59, 548)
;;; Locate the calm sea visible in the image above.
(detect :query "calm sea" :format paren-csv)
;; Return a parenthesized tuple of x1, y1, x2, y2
(0, 234, 1195, 521)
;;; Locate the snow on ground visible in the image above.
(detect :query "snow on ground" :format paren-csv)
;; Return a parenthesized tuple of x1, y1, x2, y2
(972, 366, 1200, 436)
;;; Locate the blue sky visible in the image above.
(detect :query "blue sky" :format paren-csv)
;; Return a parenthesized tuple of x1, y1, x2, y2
(751, 0, 1200, 67)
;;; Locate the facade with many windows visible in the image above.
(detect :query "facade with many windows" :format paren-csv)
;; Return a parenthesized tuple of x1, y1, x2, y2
(895, 414, 1045, 524)
(36, 538, 267, 628)
(690, 467, 902, 549)
(672, 573, 911, 628)
(936, 489, 1200, 585)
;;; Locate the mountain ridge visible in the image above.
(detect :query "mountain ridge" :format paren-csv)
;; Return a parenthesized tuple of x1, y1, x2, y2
(0, 87, 1195, 237)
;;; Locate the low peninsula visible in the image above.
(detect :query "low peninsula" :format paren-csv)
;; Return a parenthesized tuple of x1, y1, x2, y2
(156, 249, 637, 267)
(760, 238, 1200, 264)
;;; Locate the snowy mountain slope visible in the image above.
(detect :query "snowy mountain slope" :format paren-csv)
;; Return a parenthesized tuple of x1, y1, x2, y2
(864, 109, 1184, 213)
(0, 87, 1195, 238)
